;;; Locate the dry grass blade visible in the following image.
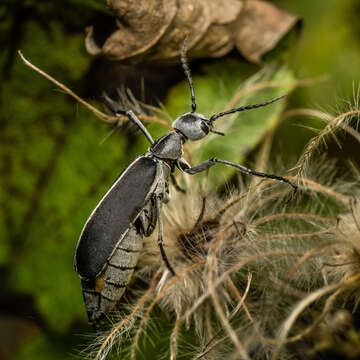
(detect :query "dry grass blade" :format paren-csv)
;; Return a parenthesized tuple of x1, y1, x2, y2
(130, 262, 204, 360)
(278, 240, 348, 295)
(281, 108, 333, 122)
(222, 76, 328, 116)
(170, 312, 181, 360)
(283, 108, 360, 143)
(94, 276, 158, 360)
(255, 226, 336, 244)
(18, 50, 119, 124)
(287, 177, 348, 204)
(252, 213, 336, 226)
(194, 338, 226, 360)
(295, 109, 360, 176)
(208, 235, 250, 360)
(227, 274, 252, 319)
(194, 274, 253, 360)
(183, 252, 303, 323)
(18, 50, 169, 129)
(272, 274, 360, 360)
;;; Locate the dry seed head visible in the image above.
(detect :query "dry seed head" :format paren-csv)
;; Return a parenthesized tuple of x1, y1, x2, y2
(324, 199, 360, 287)
(295, 102, 360, 178)
(139, 177, 231, 317)
(136, 174, 301, 331)
(92, 168, 359, 360)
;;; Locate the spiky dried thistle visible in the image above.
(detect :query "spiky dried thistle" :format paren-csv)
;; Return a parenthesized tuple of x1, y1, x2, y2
(88, 101, 360, 360)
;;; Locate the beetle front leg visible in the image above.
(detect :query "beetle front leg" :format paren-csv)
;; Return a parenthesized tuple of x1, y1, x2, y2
(155, 195, 176, 276)
(183, 158, 297, 193)
(170, 173, 186, 193)
(126, 110, 154, 145)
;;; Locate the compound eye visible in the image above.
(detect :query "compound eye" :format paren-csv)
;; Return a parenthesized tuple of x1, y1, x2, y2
(181, 113, 197, 124)
(200, 121, 210, 135)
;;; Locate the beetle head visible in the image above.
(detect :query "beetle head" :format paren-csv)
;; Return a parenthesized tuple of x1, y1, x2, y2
(172, 112, 213, 140)
(176, 38, 286, 141)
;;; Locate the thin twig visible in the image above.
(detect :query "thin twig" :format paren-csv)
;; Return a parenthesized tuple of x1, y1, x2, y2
(170, 312, 181, 360)
(18, 50, 169, 128)
(18, 50, 119, 124)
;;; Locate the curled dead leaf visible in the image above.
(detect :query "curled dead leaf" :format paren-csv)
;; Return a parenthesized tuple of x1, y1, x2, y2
(235, 0, 301, 63)
(86, 0, 301, 64)
(86, 0, 177, 60)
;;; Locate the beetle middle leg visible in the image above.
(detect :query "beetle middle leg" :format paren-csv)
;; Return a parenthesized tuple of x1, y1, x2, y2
(170, 173, 186, 193)
(136, 198, 158, 236)
(155, 194, 176, 276)
(182, 157, 297, 193)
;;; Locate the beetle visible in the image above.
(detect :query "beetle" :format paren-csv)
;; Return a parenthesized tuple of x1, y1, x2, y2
(74, 39, 297, 325)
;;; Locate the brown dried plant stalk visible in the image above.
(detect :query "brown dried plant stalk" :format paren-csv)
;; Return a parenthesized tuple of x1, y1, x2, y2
(17, 50, 171, 129)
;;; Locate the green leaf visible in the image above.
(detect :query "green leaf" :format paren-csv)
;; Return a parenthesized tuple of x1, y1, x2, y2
(15, 332, 85, 360)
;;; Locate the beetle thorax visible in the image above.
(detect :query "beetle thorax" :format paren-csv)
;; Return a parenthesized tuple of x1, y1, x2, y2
(172, 112, 212, 140)
(150, 131, 184, 160)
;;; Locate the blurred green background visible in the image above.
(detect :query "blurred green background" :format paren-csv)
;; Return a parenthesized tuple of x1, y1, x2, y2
(1, 0, 360, 359)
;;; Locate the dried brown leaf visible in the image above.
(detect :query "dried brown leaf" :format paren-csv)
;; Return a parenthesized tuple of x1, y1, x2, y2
(85, 0, 300, 64)
(235, 0, 301, 63)
(86, 0, 177, 60)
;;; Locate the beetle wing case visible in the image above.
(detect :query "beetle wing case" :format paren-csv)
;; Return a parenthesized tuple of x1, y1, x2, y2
(74, 156, 159, 280)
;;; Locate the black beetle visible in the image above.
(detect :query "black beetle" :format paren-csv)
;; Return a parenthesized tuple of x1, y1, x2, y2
(74, 39, 297, 325)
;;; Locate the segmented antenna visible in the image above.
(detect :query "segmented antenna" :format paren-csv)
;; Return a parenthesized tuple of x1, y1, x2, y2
(209, 95, 287, 122)
(181, 37, 196, 113)
(210, 129, 225, 136)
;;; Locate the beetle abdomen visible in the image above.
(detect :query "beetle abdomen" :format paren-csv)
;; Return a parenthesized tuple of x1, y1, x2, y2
(81, 226, 143, 324)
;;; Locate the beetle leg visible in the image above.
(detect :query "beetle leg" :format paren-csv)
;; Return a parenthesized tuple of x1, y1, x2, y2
(126, 110, 154, 145)
(155, 195, 176, 276)
(170, 173, 186, 193)
(183, 157, 297, 193)
(176, 157, 191, 172)
(136, 200, 157, 237)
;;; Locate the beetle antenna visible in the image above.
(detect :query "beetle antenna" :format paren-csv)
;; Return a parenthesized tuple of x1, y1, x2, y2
(209, 95, 287, 122)
(210, 129, 225, 136)
(181, 37, 196, 113)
